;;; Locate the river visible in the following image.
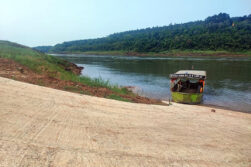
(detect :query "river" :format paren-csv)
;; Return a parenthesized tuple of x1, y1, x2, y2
(54, 54, 251, 112)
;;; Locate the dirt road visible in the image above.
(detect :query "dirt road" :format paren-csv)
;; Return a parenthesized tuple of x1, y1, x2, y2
(0, 77, 250, 167)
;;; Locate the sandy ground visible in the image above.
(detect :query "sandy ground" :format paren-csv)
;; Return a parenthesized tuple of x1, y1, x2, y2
(0, 77, 250, 167)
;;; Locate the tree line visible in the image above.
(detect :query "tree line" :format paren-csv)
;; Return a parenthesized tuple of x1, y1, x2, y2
(34, 13, 251, 53)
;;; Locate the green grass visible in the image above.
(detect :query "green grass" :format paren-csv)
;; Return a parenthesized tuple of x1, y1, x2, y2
(106, 94, 132, 102)
(0, 41, 69, 75)
(0, 40, 132, 97)
(63, 86, 90, 95)
(63, 85, 81, 92)
(37, 79, 45, 86)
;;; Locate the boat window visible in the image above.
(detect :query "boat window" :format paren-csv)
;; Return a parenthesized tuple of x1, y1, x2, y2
(171, 79, 204, 93)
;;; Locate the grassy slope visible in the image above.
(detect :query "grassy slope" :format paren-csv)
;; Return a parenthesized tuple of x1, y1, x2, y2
(0, 40, 133, 101)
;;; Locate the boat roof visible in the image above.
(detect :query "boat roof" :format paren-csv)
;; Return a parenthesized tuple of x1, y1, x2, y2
(170, 70, 206, 79)
(175, 70, 206, 76)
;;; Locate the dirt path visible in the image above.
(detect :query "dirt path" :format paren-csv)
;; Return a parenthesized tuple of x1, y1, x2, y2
(0, 77, 250, 167)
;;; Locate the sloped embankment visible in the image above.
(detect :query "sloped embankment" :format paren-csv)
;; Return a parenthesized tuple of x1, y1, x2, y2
(0, 40, 162, 104)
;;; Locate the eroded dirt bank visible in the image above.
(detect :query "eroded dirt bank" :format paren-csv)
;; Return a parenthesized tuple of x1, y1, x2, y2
(0, 58, 161, 104)
(0, 77, 250, 167)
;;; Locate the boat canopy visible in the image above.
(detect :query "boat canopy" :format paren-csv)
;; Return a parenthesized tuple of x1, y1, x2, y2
(170, 70, 206, 79)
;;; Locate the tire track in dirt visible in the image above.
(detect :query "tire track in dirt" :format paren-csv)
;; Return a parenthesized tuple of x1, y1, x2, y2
(17, 96, 58, 166)
(0, 77, 251, 167)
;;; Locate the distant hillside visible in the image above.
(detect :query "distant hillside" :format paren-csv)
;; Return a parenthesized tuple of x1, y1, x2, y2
(33, 46, 52, 53)
(47, 13, 251, 54)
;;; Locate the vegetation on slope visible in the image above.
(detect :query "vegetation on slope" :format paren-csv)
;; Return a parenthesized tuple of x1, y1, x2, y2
(41, 13, 251, 54)
(0, 40, 161, 104)
(33, 46, 53, 53)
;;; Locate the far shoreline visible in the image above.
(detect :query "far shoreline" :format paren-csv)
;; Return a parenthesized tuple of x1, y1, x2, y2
(49, 50, 251, 58)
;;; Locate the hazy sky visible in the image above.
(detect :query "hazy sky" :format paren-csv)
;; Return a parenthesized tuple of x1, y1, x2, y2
(0, 0, 250, 47)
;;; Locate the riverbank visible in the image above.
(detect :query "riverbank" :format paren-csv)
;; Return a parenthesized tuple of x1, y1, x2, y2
(0, 40, 163, 104)
(51, 50, 251, 57)
(0, 58, 162, 104)
(0, 76, 250, 167)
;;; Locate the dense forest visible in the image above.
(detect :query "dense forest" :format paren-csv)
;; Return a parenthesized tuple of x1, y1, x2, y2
(33, 46, 53, 53)
(35, 13, 251, 53)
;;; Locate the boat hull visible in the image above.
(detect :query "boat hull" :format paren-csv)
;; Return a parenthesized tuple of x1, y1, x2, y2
(171, 92, 203, 104)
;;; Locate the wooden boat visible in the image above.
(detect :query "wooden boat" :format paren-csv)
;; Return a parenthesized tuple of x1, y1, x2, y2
(169, 70, 206, 104)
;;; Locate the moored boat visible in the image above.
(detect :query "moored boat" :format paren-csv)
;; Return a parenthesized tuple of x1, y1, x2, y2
(169, 70, 206, 104)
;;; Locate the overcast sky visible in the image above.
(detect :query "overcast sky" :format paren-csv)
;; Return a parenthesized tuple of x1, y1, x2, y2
(0, 0, 250, 47)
